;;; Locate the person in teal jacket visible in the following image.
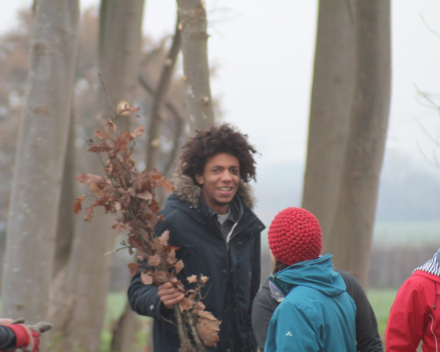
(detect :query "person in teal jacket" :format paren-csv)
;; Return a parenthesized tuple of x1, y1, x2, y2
(264, 207, 357, 352)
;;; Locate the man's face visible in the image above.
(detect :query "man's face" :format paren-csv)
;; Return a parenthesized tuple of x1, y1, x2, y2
(195, 153, 240, 215)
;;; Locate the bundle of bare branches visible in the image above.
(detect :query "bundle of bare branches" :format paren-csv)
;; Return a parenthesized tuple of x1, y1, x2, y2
(73, 105, 220, 351)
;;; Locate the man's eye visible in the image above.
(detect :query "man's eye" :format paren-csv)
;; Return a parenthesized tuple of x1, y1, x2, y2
(231, 169, 239, 175)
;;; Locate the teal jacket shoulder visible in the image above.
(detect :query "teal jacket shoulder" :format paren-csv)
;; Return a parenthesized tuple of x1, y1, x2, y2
(265, 254, 357, 352)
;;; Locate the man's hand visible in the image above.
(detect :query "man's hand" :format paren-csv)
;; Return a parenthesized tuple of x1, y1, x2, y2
(8, 321, 52, 352)
(157, 278, 185, 309)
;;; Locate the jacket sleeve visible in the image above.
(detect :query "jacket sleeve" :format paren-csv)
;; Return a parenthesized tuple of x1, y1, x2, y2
(385, 277, 425, 351)
(339, 270, 383, 352)
(247, 228, 262, 351)
(0, 325, 17, 351)
(127, 219, 170, 319)
(267, 301, 321, 352)
(251, 281, 279, 351)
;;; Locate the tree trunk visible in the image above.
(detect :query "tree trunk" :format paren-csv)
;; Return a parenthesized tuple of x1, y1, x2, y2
(64, 1, 145, 351)
(146, 15, 182, 171)
(327, 0, 391, 288)
(176, 0, 215, 131)
(110, 301, 139, 352)
(53, 108, 76, 277)
(98, 0, 145, 131)
(1, 0, 79, 326)
(301, 0, 355, 244)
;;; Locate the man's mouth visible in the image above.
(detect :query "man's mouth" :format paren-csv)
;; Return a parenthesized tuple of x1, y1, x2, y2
(217, 187, 233, 195)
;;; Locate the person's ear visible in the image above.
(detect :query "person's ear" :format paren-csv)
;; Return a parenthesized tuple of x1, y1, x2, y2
(195, 174, 204, 185)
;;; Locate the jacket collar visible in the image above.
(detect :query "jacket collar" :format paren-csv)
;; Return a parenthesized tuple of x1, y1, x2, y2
(172, 173, 256, 209)
(414, 247, 440, 278)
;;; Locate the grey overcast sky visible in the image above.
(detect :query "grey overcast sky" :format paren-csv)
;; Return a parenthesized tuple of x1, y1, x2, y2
(1, 1, 440, 168)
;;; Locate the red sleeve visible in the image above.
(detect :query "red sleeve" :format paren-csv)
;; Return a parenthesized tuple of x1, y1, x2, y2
(7, 324, 30, 348)
(385, 276, 427, 351)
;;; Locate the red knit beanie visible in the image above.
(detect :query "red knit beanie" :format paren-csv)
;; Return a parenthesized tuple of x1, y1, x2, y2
(268, 207, 322, 265)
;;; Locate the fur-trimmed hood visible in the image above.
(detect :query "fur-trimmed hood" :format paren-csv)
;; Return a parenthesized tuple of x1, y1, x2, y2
(172, 173, 256, 209)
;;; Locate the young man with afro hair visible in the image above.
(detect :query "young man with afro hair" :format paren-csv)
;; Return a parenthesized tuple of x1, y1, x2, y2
(128, 124, 265, 352)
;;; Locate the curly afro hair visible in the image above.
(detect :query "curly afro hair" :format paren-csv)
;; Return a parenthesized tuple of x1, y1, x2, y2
(178, 124, 258, 183)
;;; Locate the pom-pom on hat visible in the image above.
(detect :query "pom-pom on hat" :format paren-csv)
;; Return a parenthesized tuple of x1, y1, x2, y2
(268, 207, 322, 265)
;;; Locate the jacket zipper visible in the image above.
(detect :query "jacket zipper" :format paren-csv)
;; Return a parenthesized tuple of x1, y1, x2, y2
(210, 216, 259, 352)
(428, 314, 438, 352)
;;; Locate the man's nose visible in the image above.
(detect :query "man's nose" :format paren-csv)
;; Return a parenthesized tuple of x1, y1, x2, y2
(220, 170, 233, 181)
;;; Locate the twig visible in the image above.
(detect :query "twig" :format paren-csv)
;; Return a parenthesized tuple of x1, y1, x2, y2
(98, 73, 117, 121)
(174, 305, 193, 349)
(184, 311, 205, 352)
(420, 14, 440, 38)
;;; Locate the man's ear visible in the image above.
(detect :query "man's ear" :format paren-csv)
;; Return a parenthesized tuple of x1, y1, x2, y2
(195, 174, 204, 185)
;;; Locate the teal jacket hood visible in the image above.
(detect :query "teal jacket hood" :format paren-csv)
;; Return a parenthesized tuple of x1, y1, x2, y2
(269, 254, 347, 298)
(265, 254, 357, 352)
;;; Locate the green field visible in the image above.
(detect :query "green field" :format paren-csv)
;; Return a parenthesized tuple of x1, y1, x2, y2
(373, 221, 440, 247)
(102, 289, 397, 350)
(367, 289, 397, 337)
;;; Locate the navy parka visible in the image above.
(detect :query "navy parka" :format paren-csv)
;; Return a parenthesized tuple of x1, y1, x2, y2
(128, 175, 264, 352)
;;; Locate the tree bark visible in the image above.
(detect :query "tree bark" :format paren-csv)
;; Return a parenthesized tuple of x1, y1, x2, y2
(176, 0, 215, 131)
(64, 1, 145, 351)
(53, 108, 76, 277)
(301, 0, 355, 245)
(98, 0, 145, 131)
(146, 14, 182, 171)
(327, 0, 391, 288)
(1, 0, 79, 325)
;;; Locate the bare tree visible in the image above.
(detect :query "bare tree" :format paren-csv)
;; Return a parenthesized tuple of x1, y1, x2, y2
(1, 0, 80, 325)
(176, 0, 215, 131)
(301, 0, 355, 244)
(327, 0, 392, 288)
(63, 1, 145, 351)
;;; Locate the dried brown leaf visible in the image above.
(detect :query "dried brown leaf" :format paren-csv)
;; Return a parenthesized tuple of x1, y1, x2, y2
(94, 130, 105, 139)
(88, 143, 112, 153)
(128, 236, 143, 249)
(153, 270, 168, 285)
(141, 270, 153, 285)
(112, 221, 130, 237)
(179, 297, 194, 312)
(136, 191, 152, 201)
(73, 194, 87, 214)
(148, 254, 161, 266)
(131, 124, 145, 138)
(154, 230, 170, 248)
(108, 119, 117, 132)
(156, 178, 174, 193)
(76, 173, 101, 184)
(128, 263, 140, 275)
(167, 248, 177, 266)
(175, 260, 184, 274)
(84, 205, 95, 222)
(196, 312, 221, 347)
(187, 275, 197, 284)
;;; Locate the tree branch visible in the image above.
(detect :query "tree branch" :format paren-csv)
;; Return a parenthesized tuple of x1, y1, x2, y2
(138, 74, 185, 175)
(146, 13, 182, 171)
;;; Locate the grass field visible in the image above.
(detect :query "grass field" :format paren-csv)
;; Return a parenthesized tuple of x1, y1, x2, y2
(101, 288, 398, 350)
(373, 221, 440, 248)
(367, 289, 397, 337)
